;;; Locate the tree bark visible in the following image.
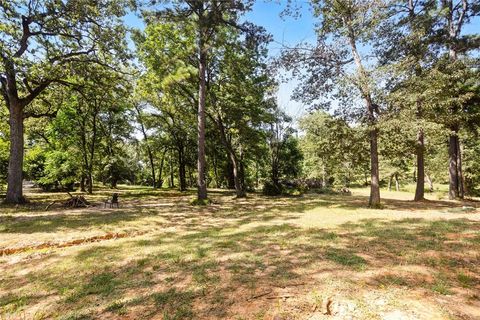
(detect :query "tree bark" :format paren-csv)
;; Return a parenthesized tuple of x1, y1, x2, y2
(448, 133, 459, 199)
(87, 173, 93, 194)
(227, 161, 235, 189)
(5, 102, 25, 203)
(457, 139, 464, 198)
(196, 20, 208, 201)
(169, 150, 175, 188)
(414, 128, 425, 201)
(230, 152, 246, 197)
(80, 175, 86, 192)
(368, 126, 381, 206)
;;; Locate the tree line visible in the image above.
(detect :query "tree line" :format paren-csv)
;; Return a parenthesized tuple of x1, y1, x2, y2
(1, 0, 479, 205)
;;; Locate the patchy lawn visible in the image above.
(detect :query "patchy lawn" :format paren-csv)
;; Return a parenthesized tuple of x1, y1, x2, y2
(0, 187, 479, 319)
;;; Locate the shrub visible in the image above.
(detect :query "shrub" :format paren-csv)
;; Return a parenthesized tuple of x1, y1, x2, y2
(262, 181, 283, 196)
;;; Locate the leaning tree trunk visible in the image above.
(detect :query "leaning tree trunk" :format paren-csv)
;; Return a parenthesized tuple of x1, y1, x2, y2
(196, 28, 208, 201)
(414, 128, 425, 201)
(229, 153, 246, 198)
(5, 102, 25, 204)
(227, 161, 235, 189)
(347, 25, 380, 207)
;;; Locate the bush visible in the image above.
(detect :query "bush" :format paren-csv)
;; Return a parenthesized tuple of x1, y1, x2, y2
(262, 181, 283, 196)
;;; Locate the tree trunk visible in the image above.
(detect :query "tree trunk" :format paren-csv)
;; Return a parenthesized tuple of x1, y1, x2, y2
(457, 139, 464, 198)
(395, 173, 400, 192)
(213, 113, 246, 197)
(347, 25, 380, 207)
(87, 173, 93, 194)
(169, 150, 175, 188)
(178, 147, 187, 192)
(414, 128, 425, 201)
(80, 176, 86, 192)
(157, 149, 166, 188)
(388, 174, 393, 191)
(322, 162, 327, 188)
(448, 133, 459, 199)
(368, 127, 381, 206)
(229, 152, 246, 198)
(227, 161, 235, 189)
(196, 27, 208, 201)
(5, 102, 25, 203)
(426, 173, 434, 192)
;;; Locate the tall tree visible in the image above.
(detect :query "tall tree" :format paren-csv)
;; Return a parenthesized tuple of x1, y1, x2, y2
(282, 0, 385, 206)
(0, 0, 130, 203)
(439, 0, 480, 199)
(147, 0, 256, 201)
(376, 0, 438, 200)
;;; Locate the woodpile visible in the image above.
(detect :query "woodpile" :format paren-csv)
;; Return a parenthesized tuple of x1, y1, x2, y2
(63, 195, 89, 208)
(45, 192, 90, 210)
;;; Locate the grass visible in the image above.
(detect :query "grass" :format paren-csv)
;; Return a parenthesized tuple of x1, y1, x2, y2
(0, 185, 479, 319)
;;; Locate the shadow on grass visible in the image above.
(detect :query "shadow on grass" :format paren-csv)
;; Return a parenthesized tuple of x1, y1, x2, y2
(2, 215, 479, 319)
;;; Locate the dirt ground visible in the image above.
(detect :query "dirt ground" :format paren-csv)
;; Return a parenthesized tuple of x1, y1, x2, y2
(0, 186, 479, 319)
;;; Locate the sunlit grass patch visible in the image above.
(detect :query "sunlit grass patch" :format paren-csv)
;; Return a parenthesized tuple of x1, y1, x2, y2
(105, 300, 128, 315)
(457, 272, 476, 288)
(0, 293, 29, 314)
(1, 186, 479, 319)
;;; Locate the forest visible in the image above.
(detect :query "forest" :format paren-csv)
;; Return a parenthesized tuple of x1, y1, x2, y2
(1, 0, 480, 319)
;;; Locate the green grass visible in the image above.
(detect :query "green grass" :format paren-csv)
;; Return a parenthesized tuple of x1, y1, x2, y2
(153, 288, 195, 320)
(457, 272, 476, 288)
(0, 185, 479, 319)
(324, 248, 367, 268)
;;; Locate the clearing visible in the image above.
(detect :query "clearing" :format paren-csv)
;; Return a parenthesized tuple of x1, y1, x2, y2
(0, 186, 479, 319)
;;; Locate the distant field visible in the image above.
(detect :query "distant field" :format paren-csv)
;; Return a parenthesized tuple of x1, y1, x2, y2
(1, 186, 479, 319)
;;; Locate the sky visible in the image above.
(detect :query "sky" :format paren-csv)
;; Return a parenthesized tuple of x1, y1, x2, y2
(124, 1, 480, 123)
(123, 1, 317, 122)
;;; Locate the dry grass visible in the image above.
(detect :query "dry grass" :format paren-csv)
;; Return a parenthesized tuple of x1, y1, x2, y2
(0, 186, 479, 319)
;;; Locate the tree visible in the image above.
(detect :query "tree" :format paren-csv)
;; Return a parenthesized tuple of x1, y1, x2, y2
(375, 0, 439, 200)
(146, 0, 258, 201)
(207, 25, 274, 197)
(437, 0, 480, 199)
(0, 0, 131, 203)
(299, 111, 369, 187)
(282, 0, 385, 206)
